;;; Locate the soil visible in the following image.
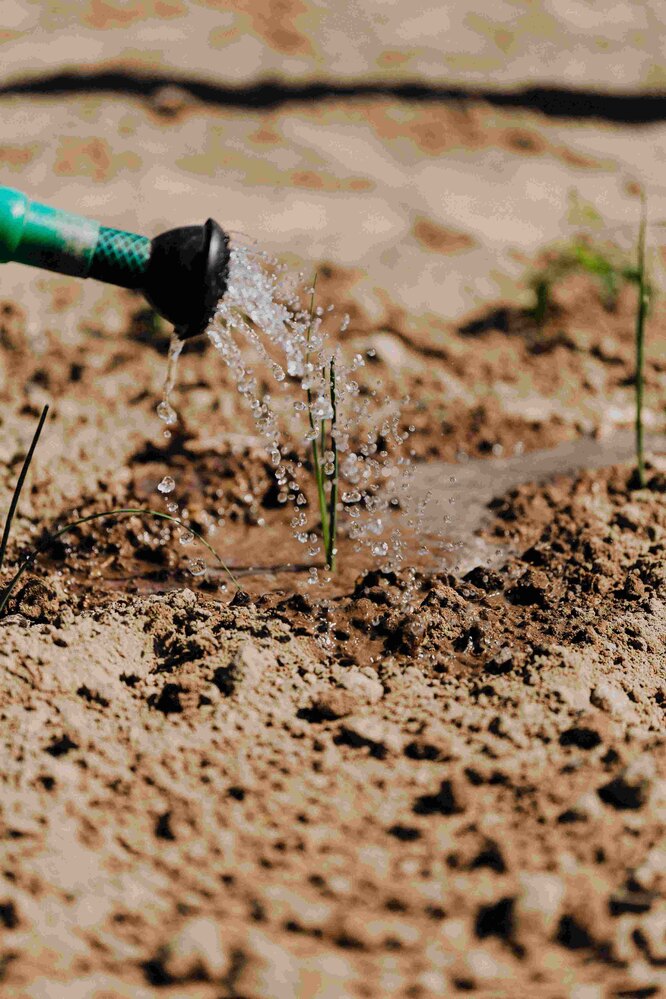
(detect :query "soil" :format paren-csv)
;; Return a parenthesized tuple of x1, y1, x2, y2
(0, 228, 664, 999)
(0, 20, 665, 986)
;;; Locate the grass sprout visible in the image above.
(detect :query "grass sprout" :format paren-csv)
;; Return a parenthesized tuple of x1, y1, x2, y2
(327, 357, 339, 571)
(634, 195, 649, 488)
(0, 404, 49, 574)
(0, 408, 239, 616)
(529, 237, 641, 327)
(529, 194, 655, 488)
(304, 275, 340, 570)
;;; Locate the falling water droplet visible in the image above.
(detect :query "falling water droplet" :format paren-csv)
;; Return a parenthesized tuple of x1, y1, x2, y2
(157, 475, 176, 494)
(157, 401, 177, 426)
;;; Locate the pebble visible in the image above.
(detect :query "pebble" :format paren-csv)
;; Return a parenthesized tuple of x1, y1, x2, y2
(413, 775, 468, 816)
(309, 688, 357, 720)
(638, 909, 666, 963)
(590, 679, 634, 717)
(633, 844, 666, 891)
(514, 873, 566, 939)
(463, 947, 513, 982)
(562, 790, 605, 822)
(161, 916, 231, 981)
(338, 670, 384, 703)
(214, 641, 276, 696)
(598, 754, 656, 810)
(484, 646, 514, 675)
(258, 885, 334, 932)
(337, 716, 404, 756)
(236, 928, 356, 998)
(569, 987, 604, 999)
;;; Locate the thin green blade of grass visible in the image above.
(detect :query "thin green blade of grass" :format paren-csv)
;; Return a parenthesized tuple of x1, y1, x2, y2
(634, 195, 649, 488)
(0, 508, 238, 616)
(327, 356, 339, 571)
(0, 404, 49, 574)
(304, 272, 330, 554)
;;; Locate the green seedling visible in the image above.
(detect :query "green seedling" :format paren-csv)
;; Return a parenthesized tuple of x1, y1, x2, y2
(529, 193, 655, 488)
(0, 403, 49, 575)
(634, 196, 649, 488)
(327, 356, 339, 572)
(529, 238, 641, 327)
(0, 409, 238, 616)
(305, 276, 340, 571)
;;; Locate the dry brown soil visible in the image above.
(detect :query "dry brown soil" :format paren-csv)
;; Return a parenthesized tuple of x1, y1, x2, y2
(0, 238, 664, 999)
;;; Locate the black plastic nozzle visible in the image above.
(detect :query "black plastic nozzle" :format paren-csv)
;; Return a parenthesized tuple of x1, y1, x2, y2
(142, 218, 230, 339)
(0, 187, 231, 341)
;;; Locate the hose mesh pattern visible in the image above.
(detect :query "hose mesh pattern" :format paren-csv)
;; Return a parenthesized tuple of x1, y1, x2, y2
(90, 227, 151, 287)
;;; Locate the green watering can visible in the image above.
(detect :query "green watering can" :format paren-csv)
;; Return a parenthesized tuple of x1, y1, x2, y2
(0, 186, 230, 339)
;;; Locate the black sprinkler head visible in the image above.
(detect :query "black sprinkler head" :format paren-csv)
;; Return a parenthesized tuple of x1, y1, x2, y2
(0, 188, 231, 341)
(142, 218, 230, 339)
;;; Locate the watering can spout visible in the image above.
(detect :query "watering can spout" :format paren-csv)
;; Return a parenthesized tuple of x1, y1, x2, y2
(0, 186, 230, 339)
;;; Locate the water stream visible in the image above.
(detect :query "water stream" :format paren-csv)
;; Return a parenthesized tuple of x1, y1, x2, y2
(157, 242, 418, 576)
(409, 430, 666, 575)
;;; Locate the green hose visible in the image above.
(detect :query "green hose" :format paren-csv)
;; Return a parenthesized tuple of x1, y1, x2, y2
(0, 186, 150, 288)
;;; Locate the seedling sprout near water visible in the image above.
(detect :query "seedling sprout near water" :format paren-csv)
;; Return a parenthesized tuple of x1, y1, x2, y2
(158, 241, 416, 582)
(0, 406, 238, 616)
(528, 192, 657, 489)
(1, 244, 418, 606)
(634, 195, 649, 488)
(305, 275, 340, 570)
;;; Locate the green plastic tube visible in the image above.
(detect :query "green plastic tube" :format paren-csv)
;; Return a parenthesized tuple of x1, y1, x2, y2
(0, 186, 151, 288)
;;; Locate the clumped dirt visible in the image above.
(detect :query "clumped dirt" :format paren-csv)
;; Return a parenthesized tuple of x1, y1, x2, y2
(0, 228, 665, 995)
(1, 462, 664, 997)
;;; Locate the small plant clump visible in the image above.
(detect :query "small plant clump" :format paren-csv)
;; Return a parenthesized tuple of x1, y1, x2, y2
(526, 191, 650, 328)
(193, 241, 417, 578)
(528, 236, 642, 327)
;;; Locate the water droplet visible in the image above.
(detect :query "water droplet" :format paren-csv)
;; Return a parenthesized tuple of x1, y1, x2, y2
(371, 542, 389, 557)
(157, 475, 176, 494)
(188, 558, 206, 577)
(312, 396, 333, 420)
(157, 400, 177, 426)
(179, 531, 194, 546)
